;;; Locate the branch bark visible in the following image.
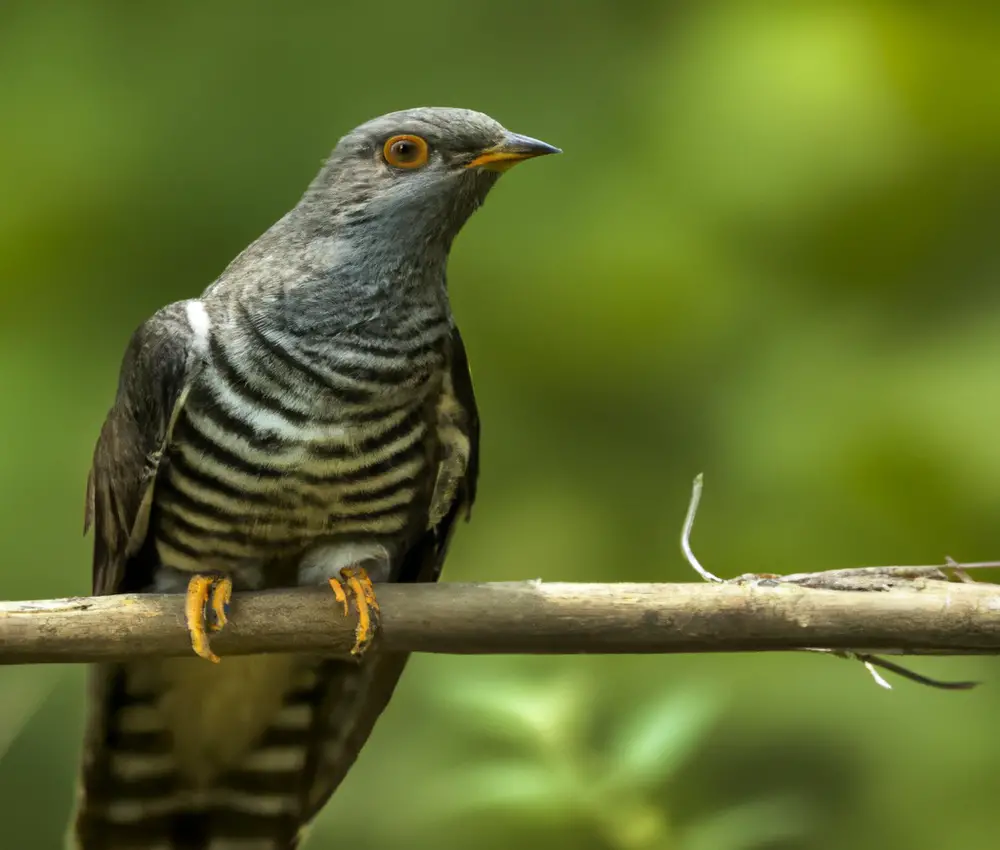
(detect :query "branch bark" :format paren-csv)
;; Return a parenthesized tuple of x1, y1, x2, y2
(2, 579, 1000, 665)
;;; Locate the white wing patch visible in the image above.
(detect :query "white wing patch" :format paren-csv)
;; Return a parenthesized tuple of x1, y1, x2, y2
(185, 299, 212, 354)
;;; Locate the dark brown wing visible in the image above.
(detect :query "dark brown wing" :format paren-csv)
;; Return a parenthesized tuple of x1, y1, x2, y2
(409, 322, 480, 580)
(443, 325, 480, 517)
(74, 302, 202, 848)
(296, 325, 480, 831)
(86, 301, 201, 595)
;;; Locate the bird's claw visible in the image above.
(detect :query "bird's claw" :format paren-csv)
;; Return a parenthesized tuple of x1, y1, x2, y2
(184, 573, 232, 663)
(328, 566, 380, 656)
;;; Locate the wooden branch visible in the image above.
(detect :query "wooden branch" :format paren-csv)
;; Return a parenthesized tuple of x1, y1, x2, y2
(2, 579, 1000, 665)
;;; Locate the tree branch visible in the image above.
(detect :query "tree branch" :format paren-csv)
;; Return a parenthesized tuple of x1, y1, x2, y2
(3, 478, 996, 694)
(2, 578, 1000, 665)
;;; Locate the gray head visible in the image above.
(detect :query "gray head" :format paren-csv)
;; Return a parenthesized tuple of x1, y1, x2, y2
(299, 107, 560, 254)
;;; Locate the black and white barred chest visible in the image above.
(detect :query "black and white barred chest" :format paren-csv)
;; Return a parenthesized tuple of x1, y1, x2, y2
(151, 300, 451, 579)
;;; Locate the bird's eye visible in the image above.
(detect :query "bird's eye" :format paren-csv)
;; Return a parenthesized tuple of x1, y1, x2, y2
(383, 134, 429, 169)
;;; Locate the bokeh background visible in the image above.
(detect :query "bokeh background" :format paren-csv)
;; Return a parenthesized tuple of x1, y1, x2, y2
(2, 2, 1000, 848)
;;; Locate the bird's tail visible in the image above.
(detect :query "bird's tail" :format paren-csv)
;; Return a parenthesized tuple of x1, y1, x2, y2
(69, 663, 315, 850)
(69, 653, 409, 850)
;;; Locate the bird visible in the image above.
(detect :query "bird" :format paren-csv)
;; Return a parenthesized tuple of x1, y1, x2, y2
(70, 106, 559, 850)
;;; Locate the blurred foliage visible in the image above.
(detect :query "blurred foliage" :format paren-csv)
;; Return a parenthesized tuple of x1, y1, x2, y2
(2, 1, 1000, 848)
(383, 671, 809, 850)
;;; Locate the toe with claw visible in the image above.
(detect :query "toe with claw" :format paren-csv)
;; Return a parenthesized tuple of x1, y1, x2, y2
(328, 566, 381, 656)
(184, 573, 233, 663)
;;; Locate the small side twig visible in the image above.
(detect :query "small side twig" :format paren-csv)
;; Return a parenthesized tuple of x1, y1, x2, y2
(680, 473, 722, 583)
(678, 474, 986, 691)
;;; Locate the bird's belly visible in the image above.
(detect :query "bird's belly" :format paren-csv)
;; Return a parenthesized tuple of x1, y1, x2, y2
(139, 395, 434, 776)
(152, 401, 432, 579)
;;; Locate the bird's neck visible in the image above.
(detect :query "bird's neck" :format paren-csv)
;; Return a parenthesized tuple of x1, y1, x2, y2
(217, 211, 455, 343)
(287, 245, 453, 343)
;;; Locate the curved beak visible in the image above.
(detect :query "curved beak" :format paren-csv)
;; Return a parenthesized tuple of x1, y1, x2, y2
(466, 132, 562, 172)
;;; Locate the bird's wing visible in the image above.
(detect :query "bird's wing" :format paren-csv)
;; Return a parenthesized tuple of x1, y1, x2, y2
(85, 300, 202, 595)
(73, 302, 204, 850)
(297, 325, 480, 831)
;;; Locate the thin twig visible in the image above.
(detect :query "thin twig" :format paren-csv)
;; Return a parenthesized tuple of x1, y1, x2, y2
(804, 648, 978, 691)
(681, 473, 722, 583)
(676, 476, 991, 690)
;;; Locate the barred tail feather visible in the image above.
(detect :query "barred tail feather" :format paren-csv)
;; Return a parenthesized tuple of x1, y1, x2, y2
(70, 657, 409, 850)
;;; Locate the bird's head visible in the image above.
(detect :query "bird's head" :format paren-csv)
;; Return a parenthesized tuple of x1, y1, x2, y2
(303, 107, 560, 252)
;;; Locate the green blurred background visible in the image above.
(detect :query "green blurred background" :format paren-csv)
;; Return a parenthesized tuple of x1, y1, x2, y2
(2, 1, 1000, 848)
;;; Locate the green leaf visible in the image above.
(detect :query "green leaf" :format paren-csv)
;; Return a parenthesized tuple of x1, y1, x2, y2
(679, 796, 812, 850)
(603, 684, 724, 792)
(0, 667, 60, 764)
(430, 667, 593, 753)
(418, 760, 582, 823)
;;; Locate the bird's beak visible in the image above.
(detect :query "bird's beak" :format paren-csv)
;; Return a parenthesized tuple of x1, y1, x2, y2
(466, 132, 562, 172)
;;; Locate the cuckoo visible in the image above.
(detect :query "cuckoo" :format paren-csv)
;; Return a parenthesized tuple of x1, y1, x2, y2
(71, 107, 559, 850)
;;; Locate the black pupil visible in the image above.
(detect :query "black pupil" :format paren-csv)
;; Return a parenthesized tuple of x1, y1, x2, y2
(393, 140, 416, 160)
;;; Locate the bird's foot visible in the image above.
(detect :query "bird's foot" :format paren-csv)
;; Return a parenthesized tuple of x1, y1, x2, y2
(184, 573, 233, 663)
(328, 566, 381, 656)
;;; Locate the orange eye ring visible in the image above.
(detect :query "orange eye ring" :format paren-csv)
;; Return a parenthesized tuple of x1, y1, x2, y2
(383, 134, 429, 169)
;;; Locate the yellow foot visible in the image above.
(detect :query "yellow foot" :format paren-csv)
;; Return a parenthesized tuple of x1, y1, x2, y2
(328, 566, 381, 656)
(184, 574, 233, 663)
